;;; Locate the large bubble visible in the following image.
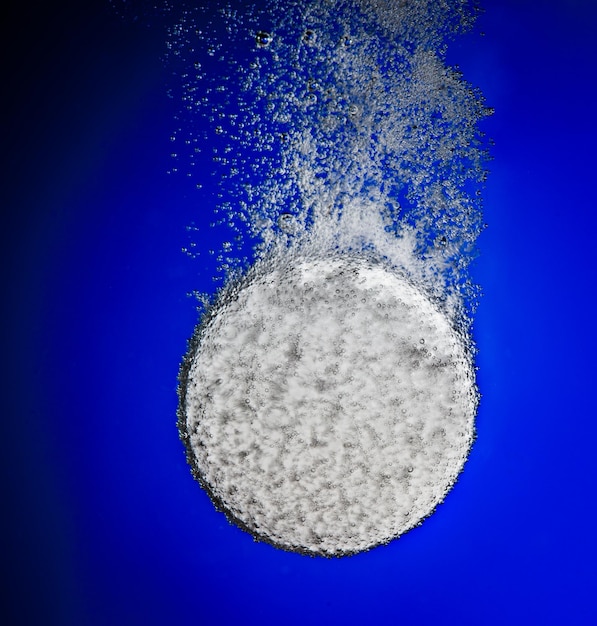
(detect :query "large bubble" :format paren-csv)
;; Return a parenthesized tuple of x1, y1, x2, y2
(172, 0, 490, 555)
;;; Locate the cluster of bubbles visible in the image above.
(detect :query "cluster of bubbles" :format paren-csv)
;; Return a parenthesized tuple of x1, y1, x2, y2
(159, 0, 492, 555)
(166, 0, 490, 324)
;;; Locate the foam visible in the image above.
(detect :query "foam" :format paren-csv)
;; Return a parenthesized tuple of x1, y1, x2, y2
(180, 255, 477, 556)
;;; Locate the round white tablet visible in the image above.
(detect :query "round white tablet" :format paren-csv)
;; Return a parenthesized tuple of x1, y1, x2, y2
(179, 255, 477, 556)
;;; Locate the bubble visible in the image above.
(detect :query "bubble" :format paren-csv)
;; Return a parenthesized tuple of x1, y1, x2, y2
(256, 30, 273, 48)
(305, 92, 317, 106)
(302, 29, 316, 45)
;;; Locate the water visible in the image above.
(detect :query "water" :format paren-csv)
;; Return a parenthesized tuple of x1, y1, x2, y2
(170, 0, 490, 555)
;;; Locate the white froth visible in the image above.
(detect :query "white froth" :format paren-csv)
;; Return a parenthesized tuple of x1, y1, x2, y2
(182, 255, 477, 555)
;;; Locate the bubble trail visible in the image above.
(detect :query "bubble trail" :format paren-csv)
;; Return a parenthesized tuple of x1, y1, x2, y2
(173, 0, 490, 556)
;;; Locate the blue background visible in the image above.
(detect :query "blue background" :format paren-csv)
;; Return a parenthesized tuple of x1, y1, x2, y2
(3, 1, 597, 624)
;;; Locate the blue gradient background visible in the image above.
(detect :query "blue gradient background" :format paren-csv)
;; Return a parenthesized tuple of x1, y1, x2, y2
(3, 1, 597, 624)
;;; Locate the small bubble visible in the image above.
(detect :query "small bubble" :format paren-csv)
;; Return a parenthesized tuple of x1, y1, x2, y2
(307, 79, 319, 93)
(256, 31, 273, 48)
(302, 29, 316, 45)
(305, 92, 317, 106)
(347, 104, 359, 117)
